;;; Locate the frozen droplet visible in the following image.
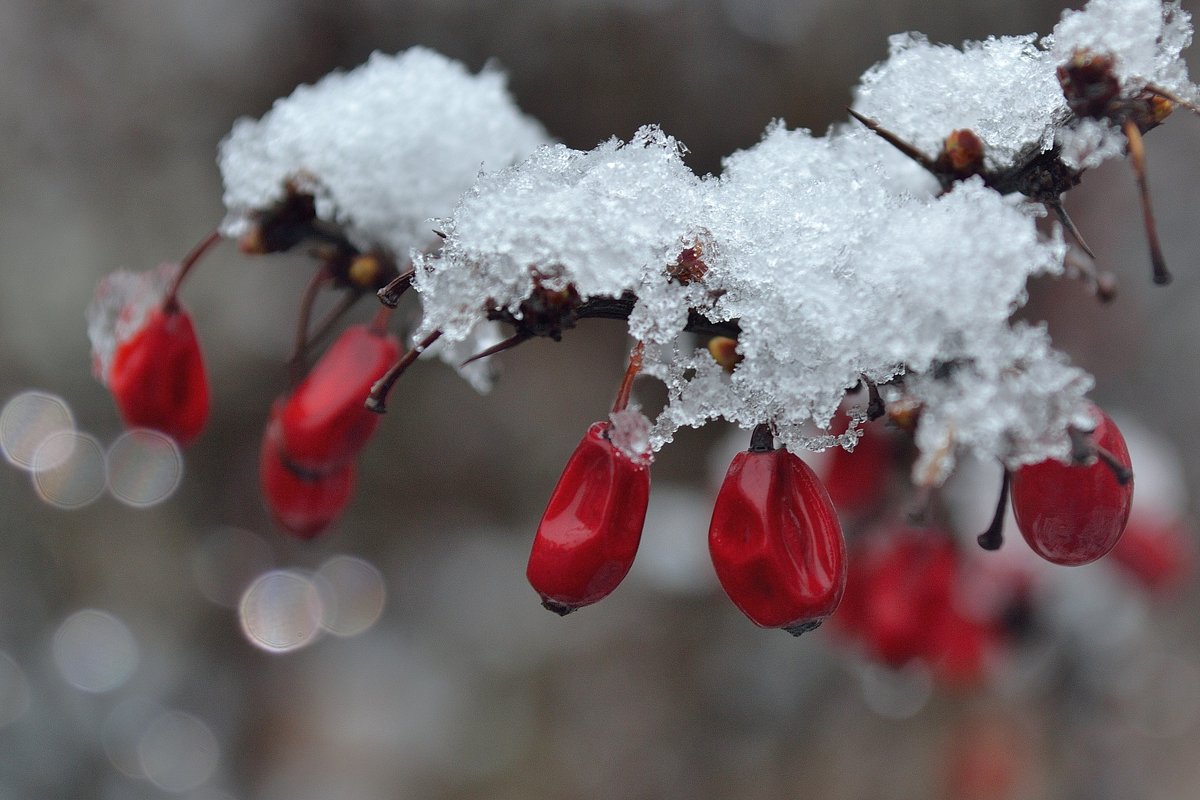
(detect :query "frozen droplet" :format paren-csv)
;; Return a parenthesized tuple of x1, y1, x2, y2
(192, 527, 274, 609)
(137, 710, 219, 792)
(0, 390, 75, 471)
(239, 570, 324, 652)
(0, 652, 31, 727)
(31, 431, 107, 509)
(314, 556, 386, 637)
(106, 428, 183, 507)
(53, 609, 139, 693)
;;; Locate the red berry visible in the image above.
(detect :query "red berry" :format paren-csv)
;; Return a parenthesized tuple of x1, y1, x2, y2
(259, 403, 354, 539)
(708, 429, 846, 634)
(108, 306, 209, 446)
(526, 421, 651, 615)
(822, 418, 895, 516)
(835, 528, 956, 667)
(1110, 513, 1194, 594)
(1011, 406, 1133, 566)
(280, 324, 401, 469)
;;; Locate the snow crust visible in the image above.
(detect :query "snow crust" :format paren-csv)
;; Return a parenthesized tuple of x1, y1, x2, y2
(216, 0, 1195, 481)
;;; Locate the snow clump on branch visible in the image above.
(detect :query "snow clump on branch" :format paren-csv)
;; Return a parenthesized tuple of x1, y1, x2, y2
(217, 0, 1196, 485)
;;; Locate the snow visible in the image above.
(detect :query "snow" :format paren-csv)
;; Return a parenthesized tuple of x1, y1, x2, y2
(218, 48, 549, 259)
(86, 263, 179, 385)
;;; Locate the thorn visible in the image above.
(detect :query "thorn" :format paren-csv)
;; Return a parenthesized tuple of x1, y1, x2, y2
(1049, 200, 1097, 260)
(365, 330, 442, 414)
(377, 268, 415, 308)
(976, 469, 1010, 551)
(459, 332, 531, 367)
(1123, 118, 1172, 285)
(847, 108, 937, 173)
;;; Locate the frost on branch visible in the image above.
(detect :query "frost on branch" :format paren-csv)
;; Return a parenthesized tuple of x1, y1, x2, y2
(218, 48, 550, 259)
(417, 117, 1084, 474)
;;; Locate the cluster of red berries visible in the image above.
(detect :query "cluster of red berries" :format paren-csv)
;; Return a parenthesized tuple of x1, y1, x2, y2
(92, 231, 404, 539)
(259, 317, 400, 538)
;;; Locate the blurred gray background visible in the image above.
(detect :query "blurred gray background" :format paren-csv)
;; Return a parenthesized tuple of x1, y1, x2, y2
(3, 1, 1200, 798)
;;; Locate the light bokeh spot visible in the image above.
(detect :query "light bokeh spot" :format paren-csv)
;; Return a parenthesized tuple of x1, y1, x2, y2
(32, 431, 107, 509)
(192, 527, 274, 609)
(53, 609, 139, 693)
(0, 390, 75, 471)
(315, 555, 386, 637)
(107, 428, 183, 507)
(857, 661, 933, 720)
(103, 696, 165, 779)
(137, 709, 219, 792)
(239, 570, 324, 652)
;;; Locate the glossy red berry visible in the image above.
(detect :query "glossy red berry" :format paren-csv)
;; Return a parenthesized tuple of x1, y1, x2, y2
(526, 421, 651, 615)
(259, 404, 354, 539)
(708, 427, 846, 634)
(109, 306, 209, 446)
(1010, 406, 1133, 566)
(280, 323, 401, 469)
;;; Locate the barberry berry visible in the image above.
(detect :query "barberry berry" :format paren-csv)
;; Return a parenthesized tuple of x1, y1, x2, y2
(708, 424, 846, 634)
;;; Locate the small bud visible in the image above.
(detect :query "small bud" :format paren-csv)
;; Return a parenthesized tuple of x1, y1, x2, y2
(707, 336, 742, 372)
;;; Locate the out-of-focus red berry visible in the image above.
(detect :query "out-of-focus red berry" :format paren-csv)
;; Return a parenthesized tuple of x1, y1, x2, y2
(1110, 513, 1195, 595)
(259, 404, 354, 540)
(709, 430, 846, 634)
(1011, 405, 1133, 566)
(834, 528, 1001, 686)
(109, 306, 209, 446)
(527, 421, 651, 615)
(280, 323, 401, 469)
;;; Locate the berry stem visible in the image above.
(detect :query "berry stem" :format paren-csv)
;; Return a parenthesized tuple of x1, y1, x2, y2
(976, 468, 1010, 551)
(748, 422, 775, 453)
(1095, 445, 1134, 485)
(162, 230, 222, 313)
(365, 329, 442, 414)
(288, 266, 332, 386)
(1067, 424, 1133, 484)
(864, 377, 885, 420)
(1123, 118, 1171, 285)
(368, 305, 394, 337)
(611, 341, 645, 413)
